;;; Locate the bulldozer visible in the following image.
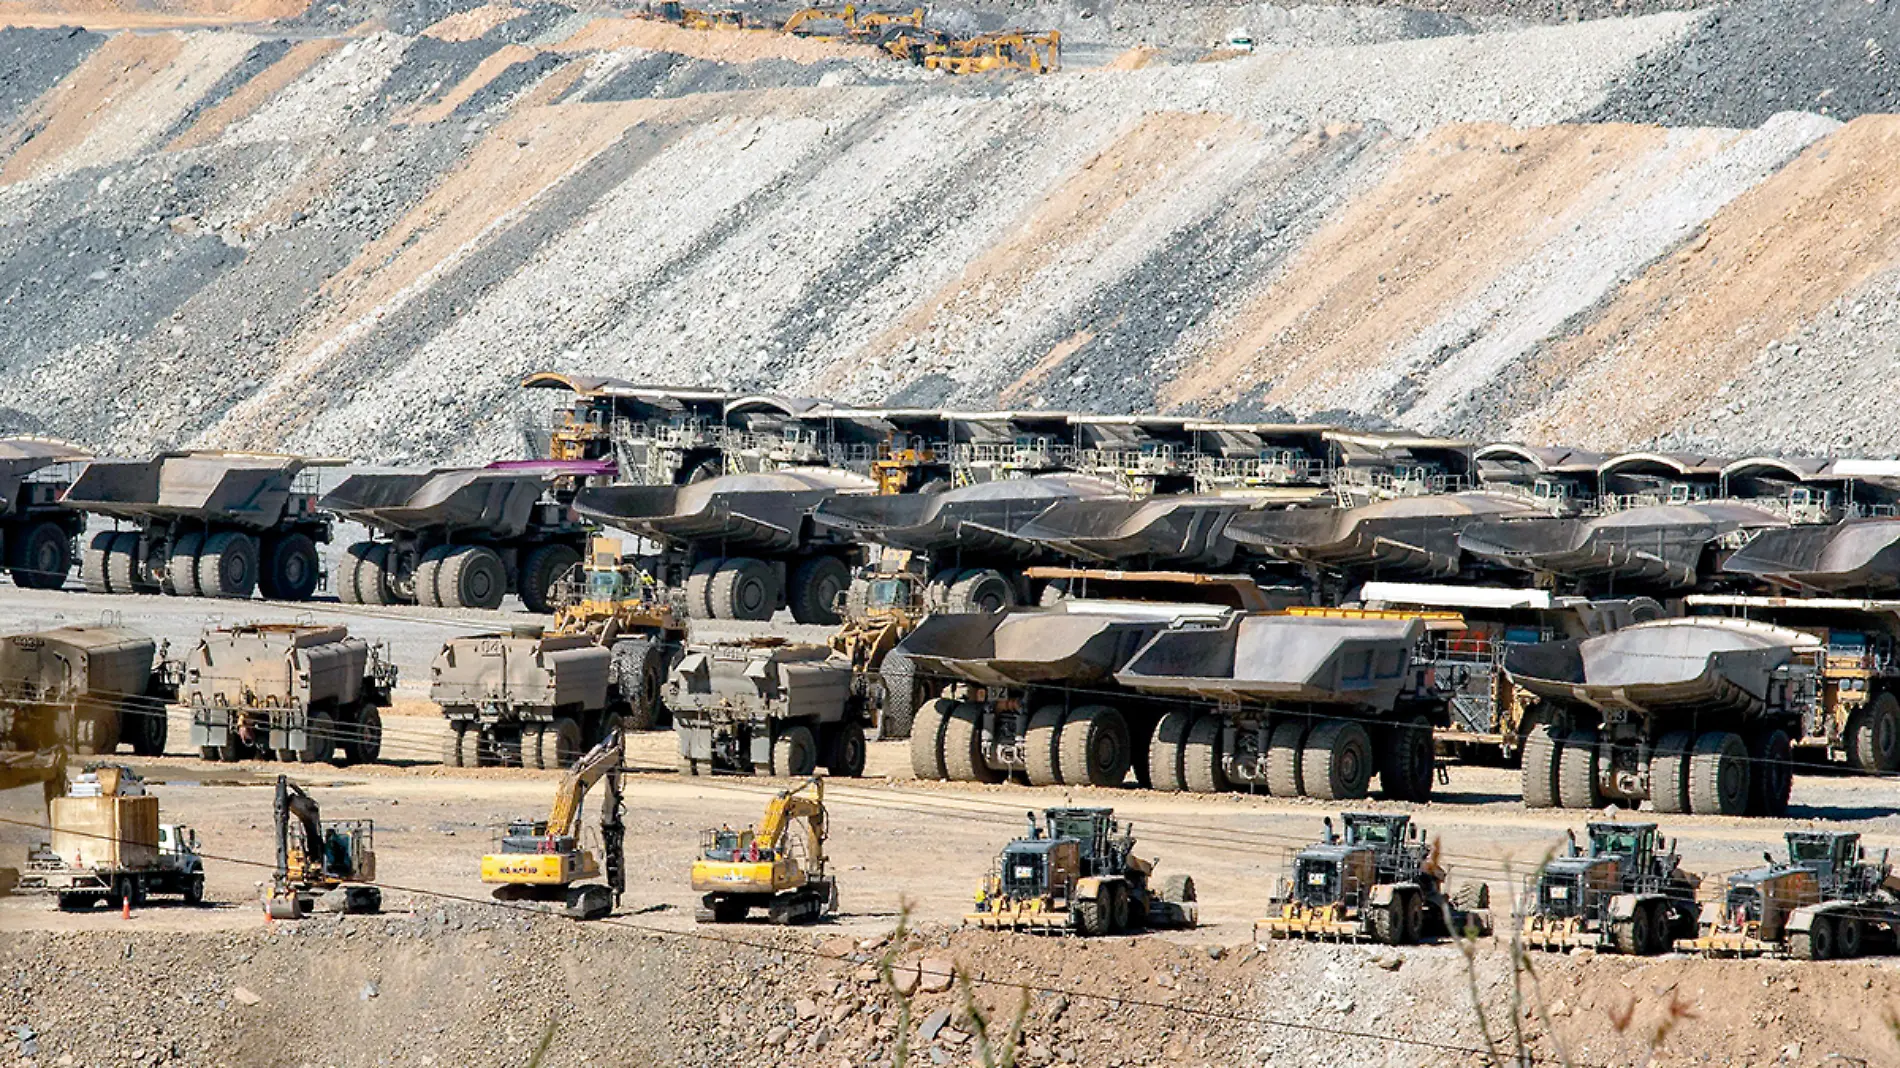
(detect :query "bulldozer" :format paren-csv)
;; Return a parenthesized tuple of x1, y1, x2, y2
(1258, 814, 1488, 944)
(1520, 821, 1700, 955)
(967, 807, 1196, 936)
(480, 731, 625, 920)
(265, 775, 380, 919)
(1676, 830, 1900, 959)
(691, 776, 836, 924)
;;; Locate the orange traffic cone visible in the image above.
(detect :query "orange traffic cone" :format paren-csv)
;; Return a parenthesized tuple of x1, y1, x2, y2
(121, 896, 131, 920)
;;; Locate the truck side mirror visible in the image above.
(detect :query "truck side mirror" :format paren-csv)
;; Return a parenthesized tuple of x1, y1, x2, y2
(1764, 851, 1775, 866)
(1323, 817, 1336, 845)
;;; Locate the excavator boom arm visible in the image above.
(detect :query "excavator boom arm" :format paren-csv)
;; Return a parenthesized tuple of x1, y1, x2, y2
(548, 733, 625, 837)
(755, 777, 827, 870)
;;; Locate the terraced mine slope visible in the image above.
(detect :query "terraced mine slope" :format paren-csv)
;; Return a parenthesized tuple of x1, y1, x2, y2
(0, 0, 1897, 461)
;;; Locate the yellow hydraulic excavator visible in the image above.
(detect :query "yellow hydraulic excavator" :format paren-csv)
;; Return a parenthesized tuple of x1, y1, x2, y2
(265, 775, 380, 918)
(925, 30, 1062, 74)
(480, 731, 626, 920)
(691, 776, 836, 924)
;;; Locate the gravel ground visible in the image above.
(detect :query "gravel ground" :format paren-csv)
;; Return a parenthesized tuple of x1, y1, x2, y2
(1589, 0, 1900, 126)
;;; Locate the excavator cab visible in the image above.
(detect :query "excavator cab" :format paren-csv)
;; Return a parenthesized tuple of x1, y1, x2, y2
(691, 777, 836, 925)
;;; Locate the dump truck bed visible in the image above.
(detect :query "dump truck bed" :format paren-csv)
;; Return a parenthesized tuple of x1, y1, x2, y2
(815, 475, 1122, 555)
(897, 601, 1230, 688)
(1459, 503, 1786, 588)
(1721, 518, 1900, 594)
(1012, 496, 1252, 568)
(1226, 493, 1539, 576)
(0, 438, 88, 514)
(575, 470, 871, 551)
(1114, 613, 1426, 707)
(319, 468, 555, 538)
(1502, 618, 1813, 717)
(61, 452, 314, 524)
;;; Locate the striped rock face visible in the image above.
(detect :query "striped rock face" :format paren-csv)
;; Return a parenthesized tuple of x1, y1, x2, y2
(0, 2, 1892, 461)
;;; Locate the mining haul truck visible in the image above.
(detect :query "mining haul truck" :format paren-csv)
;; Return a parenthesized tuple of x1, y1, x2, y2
(433, 542, 688, 768)
(816, 473, 1126, 614)
(1258, 813, 1489, 944)
(901, 595, 1234, 789)
(1519, 821, 1701, 955)
(668, 639, 870, 778)
(322, 461, 606, 613)
(575, 470, 872, 624)
(1676, 830, 1900, 960)
(18, 765, 206, 910)
(183, 623, 394, 765)
(1114, 609, 1456, 800)
(64, 451, 336, 601)
(1353, 581, 1665, 762)
(966, 807, 1196, 935)
(1505, 618, 1808, 816)
(0, 437, 88, 590)
(0, 626, 178, 757)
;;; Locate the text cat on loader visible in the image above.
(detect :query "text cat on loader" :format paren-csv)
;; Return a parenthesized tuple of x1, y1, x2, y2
(480, 731, 626, 920)
(265, 775, 381, 918)
(692, 776, 836, 924)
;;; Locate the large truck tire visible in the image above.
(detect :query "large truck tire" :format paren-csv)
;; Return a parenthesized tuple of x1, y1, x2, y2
(8, 520, 72, 589)
(1747, 729, 1792, 818)
(519, 543, 582, 615)
(685, 559, 721, 618)
(444, 725, 472, 767)
(1520, 723, 1562, 809)
(167, 531, 206, 597)
(711, 557, 778, 621)
(342, 705, 383, 765)
(943, 568, 1015, 614)
(1688, 731, 1750, 816)
(1378, 716, 1435, 802)
(300, 710, 337, 764)
(770, 725, 818, 777)
(196, 531, 259, 599)
(82, 532, 114, 593)
(876, 650, 918, 740)
(909, 698, 955, 781)
(788, 555, 851, 626)
(440, 545, 506, 610)
(942, 701, 1002, 783)
(1556, 727, 1603, 810)
(1182, 713, 1228, 794)
(1023, 706, 1066, 786)
(826, 722, 868, 777)
(1057, 704, 1131, 787)
(258, 533, 320, 602)
(127, 701, 167, 757)
(72, 705, 121, 755)
(1648, 731, 1694, 814)
(1149, 710, 1194, 793)
(1301, 719, 1372, 801)
(1847, 692, 1900, 772)
(1266, 719, 1307, 797)
(414, 545, 455, 607)
(611, 638, 666, 730)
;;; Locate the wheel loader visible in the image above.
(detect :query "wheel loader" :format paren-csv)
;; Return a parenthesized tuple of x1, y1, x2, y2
(691, 776, 836, 924)
(264, 774, 380, 918)
(1258, 813, 1489, 944)
(1519, 821, 1700, 955)
(966, 807, 1196, 936)
(480, 731, 625, 920)
(1675, 830, 1900, 960)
